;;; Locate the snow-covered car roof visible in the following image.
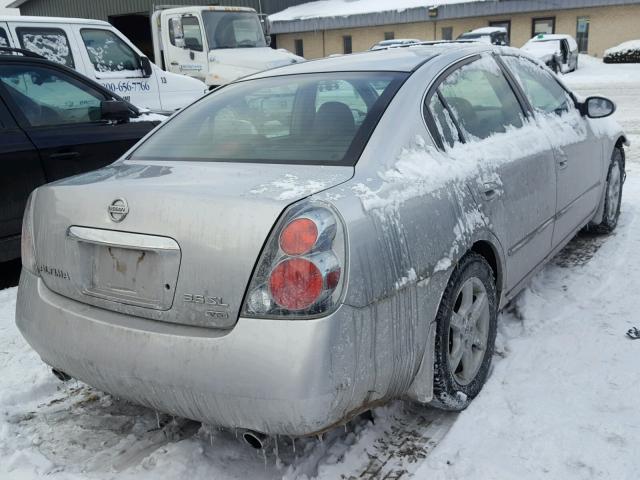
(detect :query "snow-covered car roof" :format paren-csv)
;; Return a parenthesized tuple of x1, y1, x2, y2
(464, 26, 507, 35)
(526, 34, 578, 50)
(0, 15, 109, 26)
(370, 39, 422, 51)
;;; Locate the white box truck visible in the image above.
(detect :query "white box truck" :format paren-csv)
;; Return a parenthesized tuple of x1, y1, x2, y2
(0, 15, 207, 112)
(151, 6, 304, 88)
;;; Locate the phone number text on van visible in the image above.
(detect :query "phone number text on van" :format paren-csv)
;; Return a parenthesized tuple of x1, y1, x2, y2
(101, 81, 152, 94)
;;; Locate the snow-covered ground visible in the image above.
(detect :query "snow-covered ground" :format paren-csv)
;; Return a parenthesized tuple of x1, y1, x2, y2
(1, 55, 639, 479)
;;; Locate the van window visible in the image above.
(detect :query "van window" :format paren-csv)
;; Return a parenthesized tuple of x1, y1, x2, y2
(181, 16, 204, 52)
(0, 64, 104, 127)
(16, 27, 74, 68)
(130, 72, 407, 166)
(0, 28, 9, 47)
(436, 57, 523, 141)
(81, 29, 141, 73)
(502, 56, 574, 115)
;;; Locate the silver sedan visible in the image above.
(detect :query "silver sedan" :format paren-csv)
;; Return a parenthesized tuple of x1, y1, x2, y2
(16, 43, 627, 439)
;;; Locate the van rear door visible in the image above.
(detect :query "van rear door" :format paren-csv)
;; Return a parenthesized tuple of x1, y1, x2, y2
(71, 25, 162, 111)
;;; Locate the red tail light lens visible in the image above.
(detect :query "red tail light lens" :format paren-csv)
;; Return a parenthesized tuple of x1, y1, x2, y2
(279, 218, 318, 255)
(269, 258, 323, 310)
(242, 201, 346, 318)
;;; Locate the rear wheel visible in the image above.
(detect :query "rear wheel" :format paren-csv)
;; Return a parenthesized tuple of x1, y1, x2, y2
(430, 253, 498, 411)
(589, 148, 624, 234)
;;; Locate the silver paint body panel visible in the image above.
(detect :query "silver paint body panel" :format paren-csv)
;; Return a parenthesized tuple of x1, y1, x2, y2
(16, 44, 626, 435)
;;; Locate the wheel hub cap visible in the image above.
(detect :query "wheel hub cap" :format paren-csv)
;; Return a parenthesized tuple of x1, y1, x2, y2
(448, 277, 491, 386)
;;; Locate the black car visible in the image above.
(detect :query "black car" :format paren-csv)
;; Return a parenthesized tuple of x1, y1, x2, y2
(0, 48, 161, 263)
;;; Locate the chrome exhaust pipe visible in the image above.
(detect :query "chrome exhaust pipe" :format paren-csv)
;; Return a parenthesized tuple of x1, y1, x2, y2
(240, 429, 270, 450)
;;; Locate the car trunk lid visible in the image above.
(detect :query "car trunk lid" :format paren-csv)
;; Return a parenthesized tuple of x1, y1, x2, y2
(32, 160, 352, 329)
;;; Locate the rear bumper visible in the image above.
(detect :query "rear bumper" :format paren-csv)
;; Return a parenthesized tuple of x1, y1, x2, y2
(16, 270, 369, 436)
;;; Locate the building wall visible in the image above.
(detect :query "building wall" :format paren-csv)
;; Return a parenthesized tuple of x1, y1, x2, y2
(277, 4, 640, 58)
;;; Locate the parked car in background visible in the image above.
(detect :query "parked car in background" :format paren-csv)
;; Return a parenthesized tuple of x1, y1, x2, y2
(522, 34, 579, 73)
(457, 27, 509, 46)
(152, 6, 305, 89)
(370, 38, 422, 50)
(16, 44, 626, 439)
(0, 48, 161, 263)
(0, 15, 207, 112)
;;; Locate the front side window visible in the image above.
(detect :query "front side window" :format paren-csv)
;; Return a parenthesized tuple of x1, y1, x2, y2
(0, 28, 9, 47)
(181, 16, 204, 51)
(502, 55, 574, 115)
(130, 72, 406, 165)
(81, 29, 141, 73)
(202, 11, 266, 49)
(434, 56, 523, 141)
(17, 27, 74, 68)
(0, 64, 104, 126)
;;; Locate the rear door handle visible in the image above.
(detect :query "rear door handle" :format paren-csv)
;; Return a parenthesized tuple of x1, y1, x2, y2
(170, 61, 179, 66)
(49, 151, 80, 160)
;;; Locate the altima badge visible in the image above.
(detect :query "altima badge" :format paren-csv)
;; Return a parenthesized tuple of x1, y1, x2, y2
(108, 198, 129, 222)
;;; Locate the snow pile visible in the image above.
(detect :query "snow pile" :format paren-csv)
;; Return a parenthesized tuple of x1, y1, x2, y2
(270, 0, 486, 22)
(604, 39, 640, 63)
(131, 112, 169, 123)
(415, 178, 640, 477)
(564, 54, 640, 85)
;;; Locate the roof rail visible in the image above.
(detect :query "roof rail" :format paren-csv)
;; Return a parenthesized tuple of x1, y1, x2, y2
(0, 47, 46, 59)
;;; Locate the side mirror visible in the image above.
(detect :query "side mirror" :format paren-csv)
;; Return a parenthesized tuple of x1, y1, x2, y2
(265, 35, 272, 47)
(582, 96, 616, 119)
(140, 56, 153, 78)
(101, 100, 132, 122)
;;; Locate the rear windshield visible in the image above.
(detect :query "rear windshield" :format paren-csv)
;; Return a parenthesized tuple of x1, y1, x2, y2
(130, 72, 407, 166)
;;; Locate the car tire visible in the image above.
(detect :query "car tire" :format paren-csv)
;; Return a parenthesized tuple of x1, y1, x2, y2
(589, 148, 624, 234)
(429, 253, 498, 411)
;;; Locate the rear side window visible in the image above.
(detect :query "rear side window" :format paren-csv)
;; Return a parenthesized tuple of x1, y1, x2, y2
(81, 29, 141, 72)
(130, 72, 407, 165)
(0, 64, 105, 126)
(435, 56, 523, 141)
(16, 27, 75, 68)
(428, 93, 459, 148)
(502, 55, 574, 115)
(0, 28, 9, 47)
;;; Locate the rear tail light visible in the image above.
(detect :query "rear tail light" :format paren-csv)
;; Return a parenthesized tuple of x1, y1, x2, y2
(21, 190, 38, 275)
(242, 201, 346, 318)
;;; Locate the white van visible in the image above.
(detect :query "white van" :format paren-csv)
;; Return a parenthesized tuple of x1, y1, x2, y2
(152, 6, 304, 88)
(0, 16, 207, 112)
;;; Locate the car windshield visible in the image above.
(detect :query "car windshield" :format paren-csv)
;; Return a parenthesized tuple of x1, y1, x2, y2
(130, 72, 407, 166)
(202, 11, 266, 49)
